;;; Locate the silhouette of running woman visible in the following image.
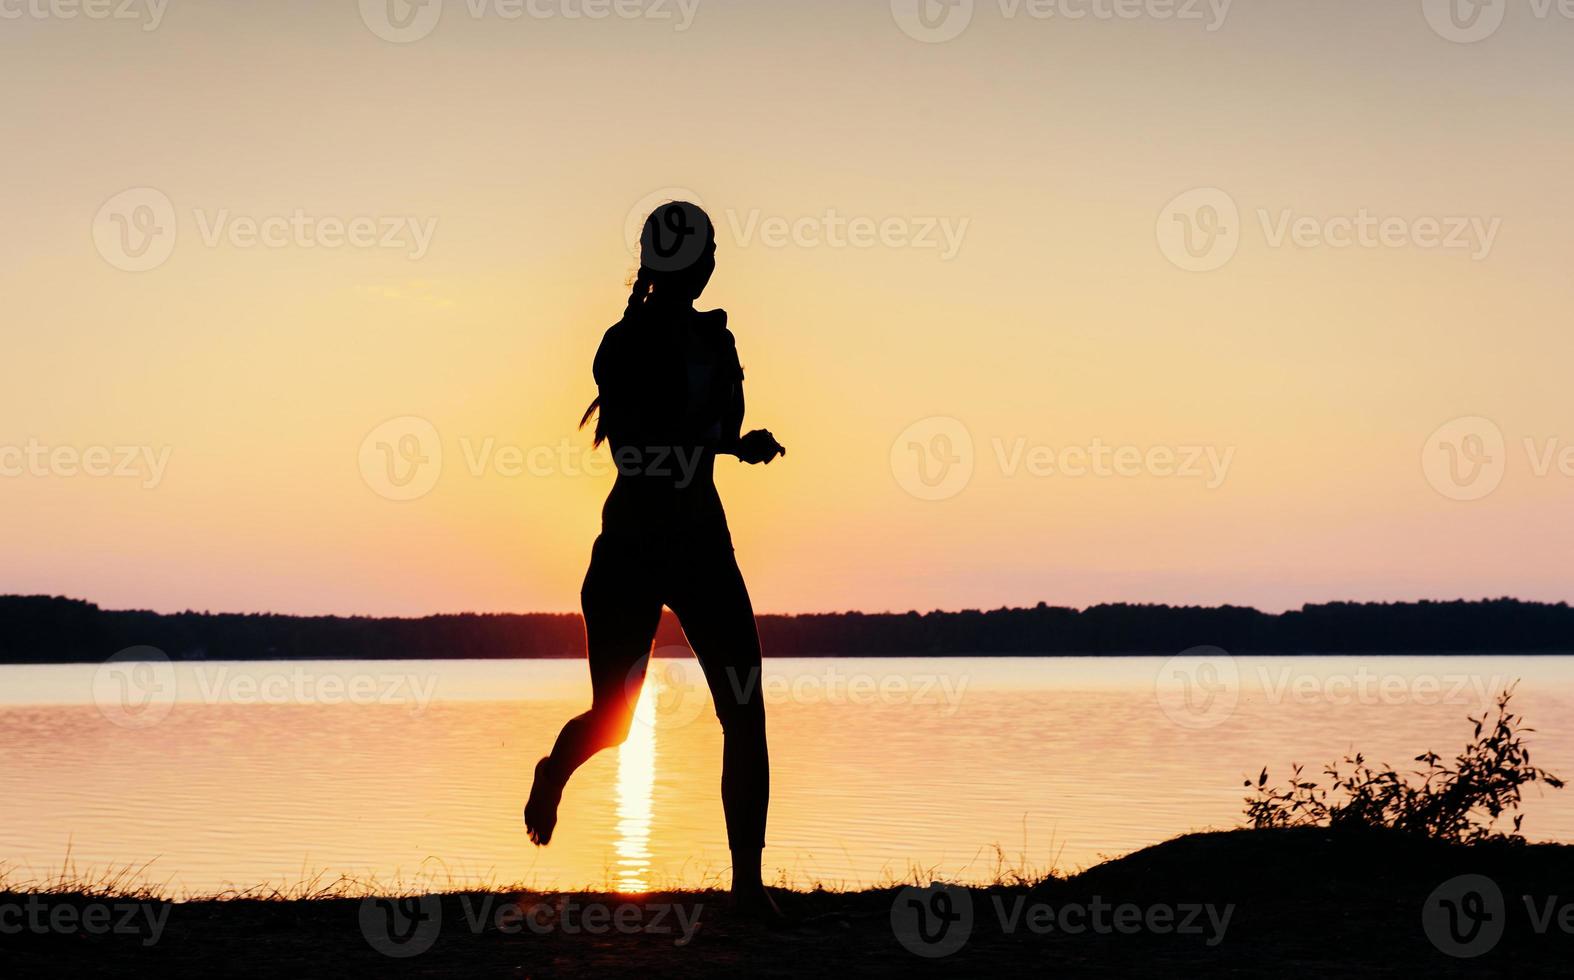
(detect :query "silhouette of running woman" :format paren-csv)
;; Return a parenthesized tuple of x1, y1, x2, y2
(525, 201, 786, 915)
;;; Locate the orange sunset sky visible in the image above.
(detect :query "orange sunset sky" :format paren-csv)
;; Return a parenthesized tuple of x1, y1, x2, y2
(3, 1, 1572, 616)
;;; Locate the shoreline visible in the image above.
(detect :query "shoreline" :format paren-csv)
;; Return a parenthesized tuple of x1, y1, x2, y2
(7, 594, 1574, 663)
(6, 829, 1573, 976)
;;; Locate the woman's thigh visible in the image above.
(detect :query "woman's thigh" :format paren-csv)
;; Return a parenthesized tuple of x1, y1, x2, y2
(666, 549, 764, 715)
(581, 535, 665, 709)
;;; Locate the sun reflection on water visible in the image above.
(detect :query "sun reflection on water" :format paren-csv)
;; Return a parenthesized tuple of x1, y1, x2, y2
(613, 670, 659, 893)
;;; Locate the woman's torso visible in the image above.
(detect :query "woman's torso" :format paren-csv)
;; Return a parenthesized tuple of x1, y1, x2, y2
(593, 307, 742, 542)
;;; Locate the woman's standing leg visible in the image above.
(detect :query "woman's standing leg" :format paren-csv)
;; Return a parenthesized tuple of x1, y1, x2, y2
(526, 535, 663, 846)
(666, 549, 771, 905)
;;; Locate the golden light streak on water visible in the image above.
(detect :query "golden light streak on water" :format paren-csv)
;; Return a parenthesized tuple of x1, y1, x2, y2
(612, 670, 659, 893)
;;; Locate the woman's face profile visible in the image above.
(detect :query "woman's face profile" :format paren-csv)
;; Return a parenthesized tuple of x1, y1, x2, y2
(688, 243, 717, 299)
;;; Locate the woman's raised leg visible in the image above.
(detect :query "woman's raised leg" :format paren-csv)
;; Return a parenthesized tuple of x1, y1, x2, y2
(526, 536, 662, 846)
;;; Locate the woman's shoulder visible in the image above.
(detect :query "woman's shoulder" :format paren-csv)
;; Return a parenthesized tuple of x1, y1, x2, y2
(597, 315, 653, 353)
(693, 308, 735, 348)
(593, 319, 638, 379)
(601, 315, 636, 342)
(694, 309, 743, 380)
(596, 308, 736, 364)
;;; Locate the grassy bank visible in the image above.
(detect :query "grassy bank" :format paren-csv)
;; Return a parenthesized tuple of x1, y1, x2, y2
(5, 827, 1573, 977)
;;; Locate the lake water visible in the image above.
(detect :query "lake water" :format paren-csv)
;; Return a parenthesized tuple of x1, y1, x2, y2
(2, 656, 1572, 897)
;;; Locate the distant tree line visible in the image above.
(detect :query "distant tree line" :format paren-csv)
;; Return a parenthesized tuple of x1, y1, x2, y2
(1, 595, 1570, 663)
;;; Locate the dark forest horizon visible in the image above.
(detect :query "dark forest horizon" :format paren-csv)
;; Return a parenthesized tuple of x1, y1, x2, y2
(3, 594, 1571, 664)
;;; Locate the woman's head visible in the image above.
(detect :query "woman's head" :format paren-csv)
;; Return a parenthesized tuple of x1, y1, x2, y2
(583, 200, 719, 444)
(626, 201, 716, 317)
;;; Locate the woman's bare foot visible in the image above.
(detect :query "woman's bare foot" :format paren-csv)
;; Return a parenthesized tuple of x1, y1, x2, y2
(524, 756, 563, 846)
(730, 860, 787, 925)
(731, 882, 786, 923)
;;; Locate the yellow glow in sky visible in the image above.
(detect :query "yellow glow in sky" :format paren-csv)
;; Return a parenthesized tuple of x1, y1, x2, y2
(3, 4, 1572, 615)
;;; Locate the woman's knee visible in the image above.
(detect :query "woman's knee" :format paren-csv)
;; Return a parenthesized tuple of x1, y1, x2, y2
(714, 696, 766, 739)
(581, 702, 635, 748)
